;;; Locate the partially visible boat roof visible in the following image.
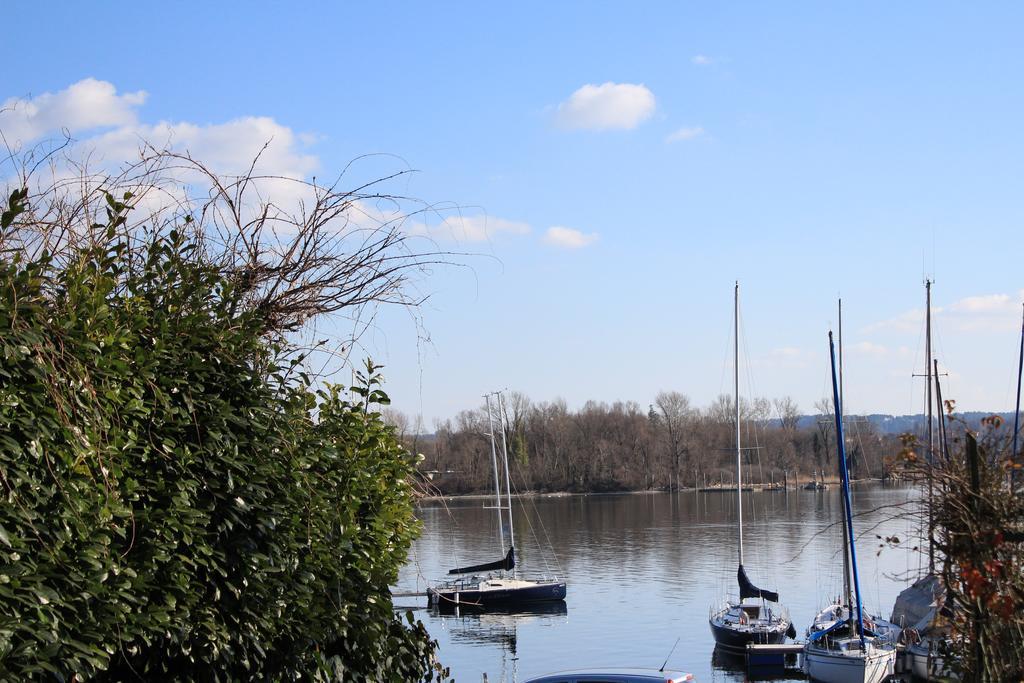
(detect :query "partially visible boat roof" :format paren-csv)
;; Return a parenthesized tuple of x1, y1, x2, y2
(525, 668, 694, 682)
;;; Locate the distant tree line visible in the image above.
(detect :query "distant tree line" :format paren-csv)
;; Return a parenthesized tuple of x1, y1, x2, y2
(393, 391, 905, 495)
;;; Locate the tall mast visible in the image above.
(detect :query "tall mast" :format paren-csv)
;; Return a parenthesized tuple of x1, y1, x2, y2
(935, 359, 952, 583)
(839, 299, 844, 414)
(829, 332, 866, 648)
(925, 280, 935, 574)
(735, 282, 744, 567)
(497, 391, 517, 577)
(839, 300, 853, 614)
(485, 393, 506, 553)
(935, 360, 950, 461)
(1013, 304, 1024, 491)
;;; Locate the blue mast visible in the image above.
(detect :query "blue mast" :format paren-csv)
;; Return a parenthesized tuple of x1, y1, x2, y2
(828, 331, 866, 648)
(1013, 303, 1023, 488)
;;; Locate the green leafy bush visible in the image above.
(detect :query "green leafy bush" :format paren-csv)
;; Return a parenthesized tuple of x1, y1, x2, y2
(0, 189, 445, 681)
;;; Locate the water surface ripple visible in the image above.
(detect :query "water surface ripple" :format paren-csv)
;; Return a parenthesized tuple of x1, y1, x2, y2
(396, 484, 919, 682)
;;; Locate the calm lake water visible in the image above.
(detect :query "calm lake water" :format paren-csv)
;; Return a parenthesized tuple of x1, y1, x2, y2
(395, 484, 921, 682)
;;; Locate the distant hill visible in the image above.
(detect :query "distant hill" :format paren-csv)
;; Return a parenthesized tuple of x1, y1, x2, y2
(794, 411, 1017, 435)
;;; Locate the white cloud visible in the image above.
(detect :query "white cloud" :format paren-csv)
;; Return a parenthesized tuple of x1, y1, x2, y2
(943, 291, 1023, 333)
(81, 117, 319, 182)
(555, 82, 656, 131)
(863, 307, 927, 335)
(407, 214, 531, 243)
(0, 79, 542, 251)
(0, 79, 316, 182)
(770, 346, 803, 358)
(542, 226, 598, 249)
(0, 79, 147, 147)
(865, 290, 1024, 336)
(949, 293, 1012, 314)
(666, 126, 705, 143)
(335, 201, 533, 246)
(691, 55, 713, 66)
(0, 78, 329, 226)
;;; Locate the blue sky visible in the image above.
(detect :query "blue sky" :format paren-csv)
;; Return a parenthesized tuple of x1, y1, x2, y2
(4, 2, 1024, 427)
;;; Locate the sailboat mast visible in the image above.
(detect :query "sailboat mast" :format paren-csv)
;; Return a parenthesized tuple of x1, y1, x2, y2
(485, 393, 506, 553)
(829, 332, 866, 647)
(497, 391, 517, 577)
(925, 279, 935, 574)
(839, 300, 854, 615)
(839, 299, 844, 415)
(935, 360, 950, 461)
(735, 282, 744, 567)
(1013, 303, 1024, 490)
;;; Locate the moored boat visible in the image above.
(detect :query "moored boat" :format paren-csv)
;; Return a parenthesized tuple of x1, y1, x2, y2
(709, 283, 793, 652)
(802, 330, 896, 683)
(427, 391, 566, 610)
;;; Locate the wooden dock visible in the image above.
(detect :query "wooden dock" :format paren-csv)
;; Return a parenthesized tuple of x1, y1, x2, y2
(746, 643, 804, 655)
(746, 642, 805, 675)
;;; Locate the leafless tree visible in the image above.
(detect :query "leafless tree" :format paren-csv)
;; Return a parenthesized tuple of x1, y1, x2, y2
(750, 396, 772, 424)
(774, 396, 801, 431)
(2, 143, 465, 344)
(383, 408, 411, 442)
(654, 391, 693, 491)
(423, 394, 905, 494)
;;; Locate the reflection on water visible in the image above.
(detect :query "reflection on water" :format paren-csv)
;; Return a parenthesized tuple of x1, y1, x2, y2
(439, 602, 569, 654)
(396, 484, 920, 682)
(710, 647, 746, 673)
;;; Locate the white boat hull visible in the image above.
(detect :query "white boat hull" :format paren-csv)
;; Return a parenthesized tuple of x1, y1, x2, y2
(804, 644, 895, 683)
(907, 641, 953, 680)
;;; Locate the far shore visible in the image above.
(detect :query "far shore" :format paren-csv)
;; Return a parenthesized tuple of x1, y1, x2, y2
(416, 476, 907, 502)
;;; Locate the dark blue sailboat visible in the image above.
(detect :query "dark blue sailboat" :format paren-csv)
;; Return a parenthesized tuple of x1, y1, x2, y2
(709, 283, 793, 652)
(428, 391, 566, 610)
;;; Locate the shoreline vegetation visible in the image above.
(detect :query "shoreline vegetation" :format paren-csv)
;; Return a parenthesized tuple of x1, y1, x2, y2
(398, 391, 911, 497)
(417, 475, 899, 501)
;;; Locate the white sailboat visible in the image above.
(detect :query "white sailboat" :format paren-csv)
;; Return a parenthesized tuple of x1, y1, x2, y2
(709, 283, 793, 653)
(808, 302, 901, 650)
(803, 330, 896, 683)
(889, 279, 957, 681)
(428, 391, 566, 609)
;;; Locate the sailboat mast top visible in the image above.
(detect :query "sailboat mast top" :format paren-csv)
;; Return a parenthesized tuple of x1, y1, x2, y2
(1013, 303, 1024, 489)
(926, 280, 934, 458)
(839, 299, 854, 617)
(935, 359, 950, 462)
(485, 393, 506, 553)
(829, 331, 866, 648)
(838, 299, 844, 411)
(925, 279, 935, 574)
(497, 391, 517, 575)
(735, 281, 743, 567)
